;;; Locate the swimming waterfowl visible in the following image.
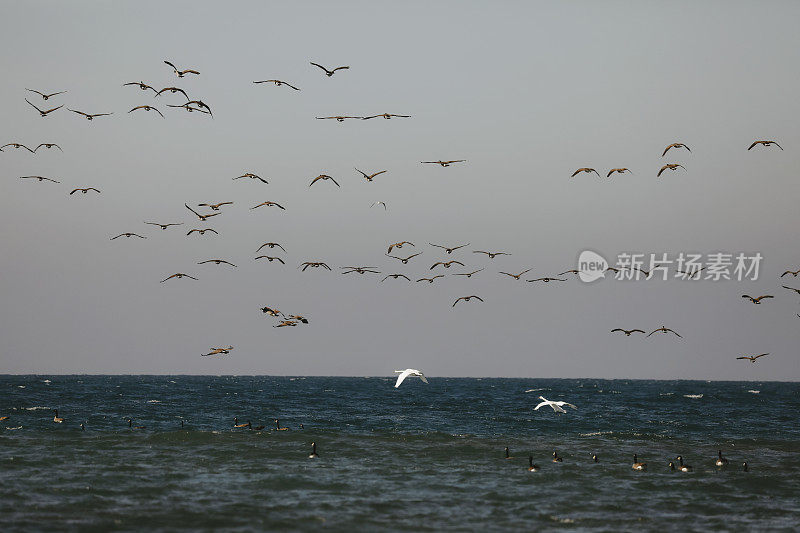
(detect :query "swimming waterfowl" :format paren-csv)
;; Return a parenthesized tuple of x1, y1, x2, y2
(676, 456, 692, 472)
(592, 454, 599, 463)
(528, 456, 539, 471)
(310, 62, 349, 76)
(452, 295, 484, 307)
(662, 142, 691, 157)
(715, 450, 729, 467)
(570, 167, 600, 177)
(160, 273, 198, 282)
(69, 188, 101, 195)
(430, 243, 469, 254)
(499, 269, 532, 280)
(233, 418, 251, 429)
(504, 447, 513, 460)
(387, 253, 422, 264)
(394, 369, 428, 388)
(68, 109, 113, 120)
(128, 105, 164, 118)
(309, 442, 319, 458)
(748, 140, 783, 151)
(53, 410, 64, 423)
(552, 451, 563, 462)
(742, 294, 773, 304)
(127, 418, 146, 429)
(355, 168, 387, 181)
(736, 353, 768, 363)
(25, 99, 63, 117)
(25, 88, 67, 100)
(164, 60, 200, 77)
(111, 233, 147, 240)
(742, 461, 748, 472)
(0, 416, 8, 422)
(420, 160, 466, 167)
(274, 419, 289, 431)
(632, 454, 646, 471)
(657, 163, 685, 177)
(253, 79, 300, 90)
(144, 222, 182, 229)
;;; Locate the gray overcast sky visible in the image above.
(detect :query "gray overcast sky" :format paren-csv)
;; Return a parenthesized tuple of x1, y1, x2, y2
(1, 1, 799, 380)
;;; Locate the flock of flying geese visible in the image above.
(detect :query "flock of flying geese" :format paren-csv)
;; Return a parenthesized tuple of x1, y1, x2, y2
(5, 58, 792, 370)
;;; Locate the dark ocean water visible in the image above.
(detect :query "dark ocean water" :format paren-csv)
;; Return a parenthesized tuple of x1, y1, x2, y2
(1, 376, 798, 532)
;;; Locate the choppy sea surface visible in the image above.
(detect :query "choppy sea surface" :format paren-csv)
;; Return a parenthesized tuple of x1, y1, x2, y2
(1, 376, 798, 531)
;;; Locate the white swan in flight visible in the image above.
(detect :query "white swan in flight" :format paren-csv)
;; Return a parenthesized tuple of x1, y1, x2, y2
(534, 396, 577, 413)
(394, 369, 428, 388)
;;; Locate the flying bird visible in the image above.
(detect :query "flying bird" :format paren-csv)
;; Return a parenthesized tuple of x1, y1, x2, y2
(570, 167, 600, 177)
(387, 241, 414, 254)
(662, 143, 691, 157)
(371, 201, 387, 210)
(421, 160, 465, 167)
(342, 266, 380, 274)
(781, 285, 800, 295)
(499, 269, 532, 280)
(253, 79, 300, 90)
(748, 140, 783, 151)
(251, 201, 285, 210)
(185, 203, 221, 221)
(70, 188, 100, 195)
(187, 228, 218, 235)
(164, 60, 200, 77)
(260, 307, 282, 317)
(198, 259, 236, 267)
(316, 115, 362, 122)
(144, 222, 182, 229)
(167, 103, 211, 115)
(300, 262, 331, 271)
(129, 105, 164, 118)
(110, 233, 146, 240)
(123, 81, 157, 93)
(430, 243, 469, 254)
(155, 87, 189, 99)
(394, 369, 428, 388)
(309, 174, 340, 187)
(780, 269, 800, 278)
(274, 320, 298, 328)
(255, 242, 286, 253)
(198, 202, 233, 211)
(25, 88, 66, 100)
(527, 277, 567, 283)
(606, 168, 632, 177)
(25, 99, 63, 117)
(416, 275, 444, 283)
(33, 143, 62, 152)
(20, 175, 59, 183)
(1, 143, 34, 152)
(534, 396, 577, 414)
(647, 326, 682, 338)
(309, 62, 350, 77)
(742, 294, 773, 304)
(452, 295, 484, 307)
(68, 109, 113, 120)
(736, 353, 769, 363)
(183, 100, 212, 115)
(473, 251, 511, 258)
(355, 168, 387, 182)
(430, 260, 464, 270)
(362, 113, 411, 120)
(202, 346, 233, 356)
(611, 328, 646, 336)
(382, 273, 411, 282)
(255, 256, 285, 264)
(453, 268, 484, 278)
(234, 173, 268, 183)
(657, 163, 685, 177)
(160, 273, 198, 282)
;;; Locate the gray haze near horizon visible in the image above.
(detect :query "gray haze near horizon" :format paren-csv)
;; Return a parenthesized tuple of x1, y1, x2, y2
(1, 1, 799, 380)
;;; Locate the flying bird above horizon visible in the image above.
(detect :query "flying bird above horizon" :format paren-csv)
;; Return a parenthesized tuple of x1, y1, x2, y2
(657, 163, 686, 177)
(202, 346, 233, 356)
(570, 167, 600, 177)
(355, 168, 387, 182)
(737, 353, 769, 363)
(647, 326, 682, 338)
(251, 201, 285, 210)
(499, 269, 532, 280)
(362, 113, 411, 120)
(25, 99, 63, 117)
(371, 201, 387, 210)
(144, 222, 182, 230)
(155, 87, 189, 99)
(253, 79, 300, 90)
(255, 242, 286, 253)
(394, 369, 428, 388)
(342, 267, 380, 275)
(300, 262, 331, 271)
(234, 173, 268, 184)
(382, 273, 411, 282)
(316, 115, 362, 122)
(167, 102, 211, 115)
(611, 328, 646, 336)
(25, 88, 67, 100)
(780, 268, 800, 278)
(123, 81, 157, 93)
(527, 277, 567, 283)
(452, 295, 484, 307)
(430, 243, 469, 254)
(607, 168, 632, 177)
(742, 294, 773, 304)
(421, 160, 465, 167)
(1, 143, 34, 152)
(185, 203, 220, 221)
(68, 109, 113, 120)
(70, 187, 100, 195)
(164, 60, 199, 77)
(198, 259, 237, 267)
(416, 275, 444, 283)
(129, 105, 164, 118)
(473, 250, 510, 258)
(782, 285, 800, 295)
(431, 260, 464, 270)
(255, 255, 285, 264)
(387, 241, 414, 254)
(198, 202, 233, 211)
(160, 273, 198, 282)
(309, 174, 340, 187)
(33, 143, 62, 152)
(309, 62, 350, 76)
(187, 228, 217, 236)
(748, 140, 783, 151)
(20, 175, 59, 183)
(453, 268, 484, 278)
(662, 142, 691, 157)
(110, 233, 146, 240)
